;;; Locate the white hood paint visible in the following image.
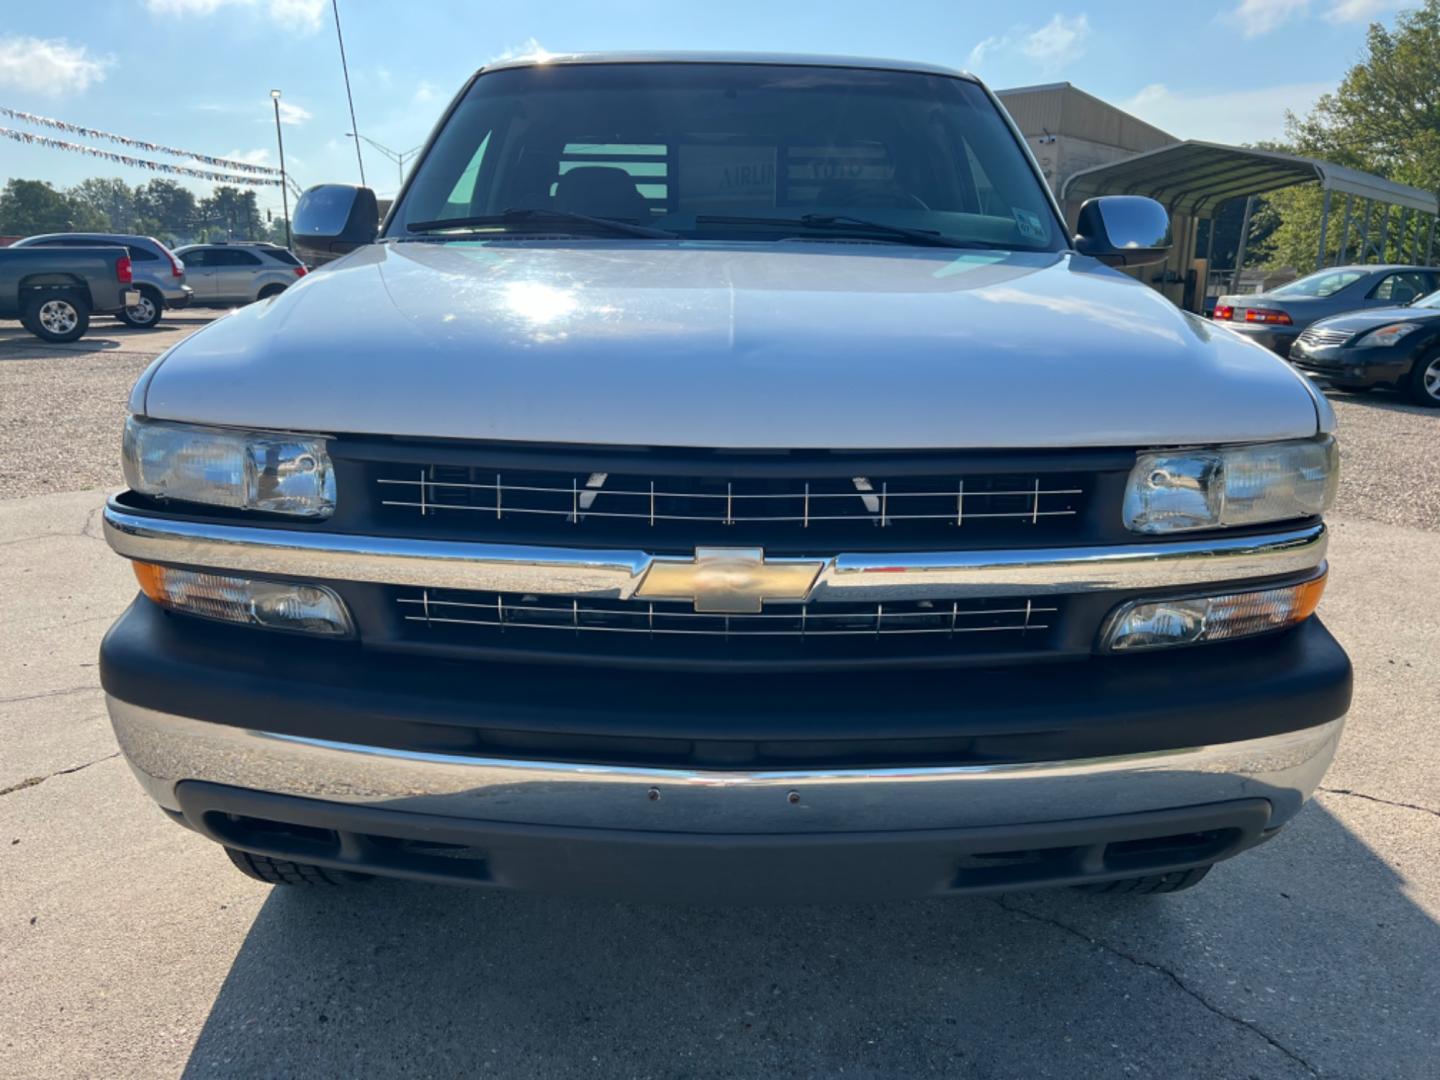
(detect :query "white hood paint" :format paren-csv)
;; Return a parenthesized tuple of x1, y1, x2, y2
(138, 240, 1322, 449)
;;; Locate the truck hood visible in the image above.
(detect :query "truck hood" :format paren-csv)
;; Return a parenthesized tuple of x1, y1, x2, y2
(139, 240, 1322, 449)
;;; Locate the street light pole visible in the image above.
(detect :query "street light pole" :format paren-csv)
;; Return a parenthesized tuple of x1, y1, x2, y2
(270, 89, 292, 249)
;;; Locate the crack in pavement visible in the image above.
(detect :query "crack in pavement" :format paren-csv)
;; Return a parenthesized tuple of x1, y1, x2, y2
(992, 895, 1319, 1077)
(1319, 786, 1440, 820)
(0, 685, 95, 706)
(0, 751, 119, 797)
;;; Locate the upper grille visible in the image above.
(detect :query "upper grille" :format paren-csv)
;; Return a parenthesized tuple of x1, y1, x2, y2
(365, 461, 1090, 548)
(1297, 327, 1352, 348)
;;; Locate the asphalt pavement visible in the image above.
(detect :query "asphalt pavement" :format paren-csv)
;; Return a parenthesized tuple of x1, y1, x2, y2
(1, 314, 1437, 1079)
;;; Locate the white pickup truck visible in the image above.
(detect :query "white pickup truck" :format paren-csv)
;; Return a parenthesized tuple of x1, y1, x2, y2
(101, 53, 1348, 901)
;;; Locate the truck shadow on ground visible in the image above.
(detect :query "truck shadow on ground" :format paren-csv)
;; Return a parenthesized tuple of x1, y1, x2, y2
(179, 803, 1437, 1078)
(1323, 386, 1440, 417)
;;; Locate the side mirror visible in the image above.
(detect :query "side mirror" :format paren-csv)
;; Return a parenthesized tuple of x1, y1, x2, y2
(292, 183, 379, 263)
(1073, 196, 1172, 267)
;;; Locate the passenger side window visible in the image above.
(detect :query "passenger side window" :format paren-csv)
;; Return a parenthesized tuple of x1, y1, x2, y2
(211, 249, 262, 266)
(182, 250, 211, 268)
(1371, 272, 1429, 303)
(126, 246, 159, 262)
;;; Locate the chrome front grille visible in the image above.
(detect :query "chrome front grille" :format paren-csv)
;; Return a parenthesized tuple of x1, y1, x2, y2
(372, 465, 1086, 542)
(1297, 327, 1351, 348)
(399, 589, 1056, 639)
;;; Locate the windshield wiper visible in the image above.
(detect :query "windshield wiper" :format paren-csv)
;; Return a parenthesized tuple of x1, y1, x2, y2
(404, 208, 679, 240)
(695, 213, 997, 249)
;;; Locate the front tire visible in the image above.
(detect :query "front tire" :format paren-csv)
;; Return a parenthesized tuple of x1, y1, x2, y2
(22, 290, 90, 343)
(1075, 865, 1212, 895)
(223, 846, 370, 885)
(256, 284, 287, 302)
(1407, 352, 1440, 407)
(118, 287, 163, 329)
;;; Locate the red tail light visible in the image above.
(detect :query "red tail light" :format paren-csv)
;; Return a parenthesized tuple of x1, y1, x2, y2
(116, 255, 133, 284)
(1213, 304, 1233, 321)
(166, 250, 183, 278)
(1244, 308, 1292, 325)
(293, 266, 307, 277)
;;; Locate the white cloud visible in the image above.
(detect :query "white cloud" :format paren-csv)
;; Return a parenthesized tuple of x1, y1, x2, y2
(965, 14, 1089, 73)
(1229, 0, 1310, 37)
(1324, 0, 1391, 21)
(413, 80, 438, 105)
(1120, 81, 1332, 144)
(275, 99, 311, 125)
(143, 0, 326, 34)
(224, 147, 271, 165)
(487, 37, 550, 64)
(1021, 14, 1091, 68)
(0, 34, 110, 96)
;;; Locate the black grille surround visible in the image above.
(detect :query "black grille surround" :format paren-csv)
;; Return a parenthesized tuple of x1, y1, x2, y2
(324, 437, 1138, 554)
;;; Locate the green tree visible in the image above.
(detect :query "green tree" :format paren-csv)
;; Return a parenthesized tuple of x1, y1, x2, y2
(1264, 1, 1440, 272)
(199, 186, 262, 241)
(68, 177, 138, 233)
(135, 179, 199, 243)
(0, 178, 103, 234)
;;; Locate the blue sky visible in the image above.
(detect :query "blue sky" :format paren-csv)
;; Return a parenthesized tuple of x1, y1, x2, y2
(0, 0, 1403, 220)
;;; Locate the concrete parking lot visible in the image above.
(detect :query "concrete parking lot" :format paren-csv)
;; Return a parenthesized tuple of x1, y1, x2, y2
(1, 311, 1436, 1078)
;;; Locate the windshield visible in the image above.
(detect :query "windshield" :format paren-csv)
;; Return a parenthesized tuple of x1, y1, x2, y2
(390, 62, 1061, 251)
(1271, 269, 1366, 298)
(1412, 290, 1440, 309)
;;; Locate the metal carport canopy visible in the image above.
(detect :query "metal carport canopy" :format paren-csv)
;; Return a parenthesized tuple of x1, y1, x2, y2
(1060, 140, 1438, 217)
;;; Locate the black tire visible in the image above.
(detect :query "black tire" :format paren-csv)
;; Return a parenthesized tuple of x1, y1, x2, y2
(1075, 865, 1212, 895)
(117, 287, 163, 329)
(1406, 351, 1440, 407)
(22, 289, 90, 343)
(256, 283, 287, 302)
(223, 846, 370, 885)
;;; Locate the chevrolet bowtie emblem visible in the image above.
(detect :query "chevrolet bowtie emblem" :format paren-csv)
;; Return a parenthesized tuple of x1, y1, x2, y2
(636, 547, 824, 614)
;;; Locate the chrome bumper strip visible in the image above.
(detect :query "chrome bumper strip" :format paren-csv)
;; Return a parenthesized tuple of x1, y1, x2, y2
(108, 698, 1343, 833)
(103, 500, 1326, 602)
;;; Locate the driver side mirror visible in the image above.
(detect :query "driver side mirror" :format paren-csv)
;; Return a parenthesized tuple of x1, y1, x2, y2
(1073, 196, 1172, 268)
(292, 183, 379, 264)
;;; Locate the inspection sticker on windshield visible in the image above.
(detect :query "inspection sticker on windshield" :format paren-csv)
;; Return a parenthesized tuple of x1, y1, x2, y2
(1012, 208, 1046, 242)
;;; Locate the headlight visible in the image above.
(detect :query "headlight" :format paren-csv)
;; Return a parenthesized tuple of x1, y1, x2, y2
(1101, 574, 1326, 652)
(1355, 322, 1420, 347)
(123, 417, 335, 518)
(1123, 436, 1337, 534)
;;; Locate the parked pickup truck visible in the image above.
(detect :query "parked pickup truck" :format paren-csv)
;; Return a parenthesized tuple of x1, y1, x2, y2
(100, 53, 1349, 902)
(1, 245, 140, 342)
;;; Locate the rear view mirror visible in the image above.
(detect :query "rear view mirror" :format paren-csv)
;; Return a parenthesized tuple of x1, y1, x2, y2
(1074, 196, 1172, 268)
(293, 183, 379, 264)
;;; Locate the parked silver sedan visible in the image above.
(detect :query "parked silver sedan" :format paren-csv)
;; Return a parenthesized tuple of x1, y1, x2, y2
(1213, 264, 1437, 354)
(172, 242, 307, 306)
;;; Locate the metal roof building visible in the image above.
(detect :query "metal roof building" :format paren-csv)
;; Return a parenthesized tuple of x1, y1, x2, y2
(996, 83, 1438, 312)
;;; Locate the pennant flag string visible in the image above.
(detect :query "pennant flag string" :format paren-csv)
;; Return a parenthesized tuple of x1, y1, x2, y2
(0, 127, 282, 187)
(0, 106, 283, 177)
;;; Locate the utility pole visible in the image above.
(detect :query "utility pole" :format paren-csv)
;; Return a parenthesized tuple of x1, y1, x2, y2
(270, 89, 292, 249)
(346, 133, 421, 189)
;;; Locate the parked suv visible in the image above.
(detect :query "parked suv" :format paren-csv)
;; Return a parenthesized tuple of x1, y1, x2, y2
(172, 242, 307, 306)
(101, 54, 1349, 902)
(11, 232, 190, 329)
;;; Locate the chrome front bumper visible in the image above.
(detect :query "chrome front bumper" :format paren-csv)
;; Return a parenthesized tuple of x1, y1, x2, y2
(102, 501, 1328, 603)
(109, 697, 1344, 835)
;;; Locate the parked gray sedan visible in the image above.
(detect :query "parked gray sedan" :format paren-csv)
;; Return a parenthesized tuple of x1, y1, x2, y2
(172, 242, 306, 306)
(11, 232, 191, 329)
(1213, 264, 1437, 354)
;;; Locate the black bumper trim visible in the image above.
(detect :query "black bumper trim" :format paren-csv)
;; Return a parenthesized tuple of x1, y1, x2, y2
(176, 781, 1274, 902)
(100, 597, 1352, 769)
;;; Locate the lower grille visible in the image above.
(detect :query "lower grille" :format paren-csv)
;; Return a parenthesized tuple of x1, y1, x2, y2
(391, 588, 1062, 666)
